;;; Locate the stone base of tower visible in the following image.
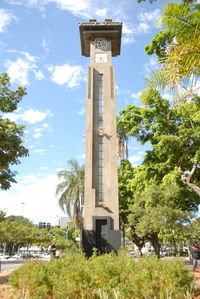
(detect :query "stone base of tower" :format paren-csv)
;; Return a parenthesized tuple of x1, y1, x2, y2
(81, 216, 121, 257)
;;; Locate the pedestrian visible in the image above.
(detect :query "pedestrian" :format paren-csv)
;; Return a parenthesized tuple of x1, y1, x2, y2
(48, 241, 57, 260)
(189, 243, 200, 272)
(55, 249, 60, 259)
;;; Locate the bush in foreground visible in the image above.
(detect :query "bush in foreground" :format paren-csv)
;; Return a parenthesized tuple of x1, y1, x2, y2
(9, 252, 194, 299)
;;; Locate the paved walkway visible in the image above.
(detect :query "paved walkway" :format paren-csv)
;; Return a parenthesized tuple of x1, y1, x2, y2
(0, 271, 13, 299)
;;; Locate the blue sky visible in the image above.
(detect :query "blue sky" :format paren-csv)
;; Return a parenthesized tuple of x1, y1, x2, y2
(0, 0, 166, 224)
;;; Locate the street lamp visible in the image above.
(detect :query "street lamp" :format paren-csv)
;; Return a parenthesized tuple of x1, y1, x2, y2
(66, 225, 69, 240)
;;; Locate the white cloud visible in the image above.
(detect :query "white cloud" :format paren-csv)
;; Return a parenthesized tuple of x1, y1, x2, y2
(129, 155, 142, 167)
(144, 57, 159, 74)
(136, 9, 161, 34)
(138, 151, 145, 156)
(48, 63, 85, 88)
(129, 155, 141, 163)
(131, 92, 142, 99)
(48, 0, 90, 17)
(6, 0, 128, 24)
(0, 9, 17, 33)
(42, 38, 50, 53)
(122, 23, 135, 45)
(123, 24, 134, 35)
(34, 70, 45, 80)
(137, 22, 150, 34)
(77, 108, 85, 116)
(3, 109, 53, 124)
(34, 128, 44, 133)
(40, 166, 49, 170)
(95, 8, 107, 18)
(55, 167, 64, 172)
(21, 51, 37, 63)
(5, 1, 159, 48)
(122, 35, 135, 45)
(33, 132, 42, 138)
(76, 154, 85, 159)
(4, 51, 44, 85)
(0, 173, 66, 223)
(42, 123, 53, 132)
(122, 9, 160, 45)
(23, 109, 53, 123)
(161, 92, 174, 102)
(5, 57, 34, 85)
(34, 148, 45, 155)
(138, 9, 161, 23)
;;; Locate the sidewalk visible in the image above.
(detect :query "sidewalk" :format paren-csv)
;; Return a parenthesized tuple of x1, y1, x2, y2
(0, 270, 12, 299)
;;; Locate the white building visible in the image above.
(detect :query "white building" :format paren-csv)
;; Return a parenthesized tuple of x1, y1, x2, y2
(54, 216, 70, 228)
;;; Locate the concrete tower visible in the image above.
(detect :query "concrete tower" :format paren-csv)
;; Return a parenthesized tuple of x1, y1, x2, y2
(79, 19, 122, 256)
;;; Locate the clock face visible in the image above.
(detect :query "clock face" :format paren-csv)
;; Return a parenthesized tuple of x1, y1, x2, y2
(95, 39, 107, 50)
(95, 53, 107, 63)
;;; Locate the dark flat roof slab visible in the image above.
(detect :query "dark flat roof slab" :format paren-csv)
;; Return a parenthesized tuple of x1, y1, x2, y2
(79, 21, 122, 57)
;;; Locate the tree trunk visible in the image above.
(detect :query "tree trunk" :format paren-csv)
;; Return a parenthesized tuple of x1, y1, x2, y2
(151, 233, 161, 258)
(130, 229, 146, 256)
(181, 164, 200, 197)
(182, 181, 200, 196)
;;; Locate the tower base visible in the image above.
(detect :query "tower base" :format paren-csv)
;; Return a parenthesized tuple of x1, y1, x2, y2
(81, 216, 121, 257)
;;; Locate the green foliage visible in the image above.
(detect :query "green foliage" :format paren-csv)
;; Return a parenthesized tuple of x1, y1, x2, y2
(0, 210, 6, 222)
(144, 2, 200, 92)
(119, 91, 200, 197)
(145, 29, 175, 60)
(48, 224, 80, 252)
(0, 216, 51, 250)
(187, 217, 200, 244)
(0, 73, 26, 113)
(9, 252, 194, 299)
(118, 156, 196, 255)
(0, 73, 28, 189)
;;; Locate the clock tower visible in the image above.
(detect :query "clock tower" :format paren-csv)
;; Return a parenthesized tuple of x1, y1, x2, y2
(79, 19, 122, 256)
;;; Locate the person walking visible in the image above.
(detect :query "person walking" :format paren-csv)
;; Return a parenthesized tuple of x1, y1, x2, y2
(189, 243, 200, 272)
(48, 241, 57, 260)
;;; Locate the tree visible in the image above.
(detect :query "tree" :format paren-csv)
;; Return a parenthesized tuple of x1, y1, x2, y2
(0, 73, 28, 190)
(56, 160, 84, 229)
(118, 159, 193, 257)
(118, 89, 200, 197)
(48, 223, 80, 251)
(0, 211, 6, 222)
(117, 90, 200, 256)
(144, 1, 200, 96)
(121, 0, 200, 256)
(0, 216, 51, 254)
(187, 218, 200, 244)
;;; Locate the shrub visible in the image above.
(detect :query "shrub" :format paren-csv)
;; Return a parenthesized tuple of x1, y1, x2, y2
(9, 251, 194, 299)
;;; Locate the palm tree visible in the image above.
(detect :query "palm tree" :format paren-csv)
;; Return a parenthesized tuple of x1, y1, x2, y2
(145, 2, 200, 99)
(56, 160, 84, 229)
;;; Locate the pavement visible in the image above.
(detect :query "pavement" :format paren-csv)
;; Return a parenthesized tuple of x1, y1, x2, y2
(0, 271, 10, 285)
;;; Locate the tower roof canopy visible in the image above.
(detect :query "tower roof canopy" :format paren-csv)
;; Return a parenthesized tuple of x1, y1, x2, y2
(79, 19, 122, 57)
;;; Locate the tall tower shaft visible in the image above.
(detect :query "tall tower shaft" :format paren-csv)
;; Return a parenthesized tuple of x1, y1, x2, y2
(79, 19, 122, 256)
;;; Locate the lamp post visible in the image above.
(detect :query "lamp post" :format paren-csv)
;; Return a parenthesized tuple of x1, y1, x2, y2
(66, 225, 69, 240)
